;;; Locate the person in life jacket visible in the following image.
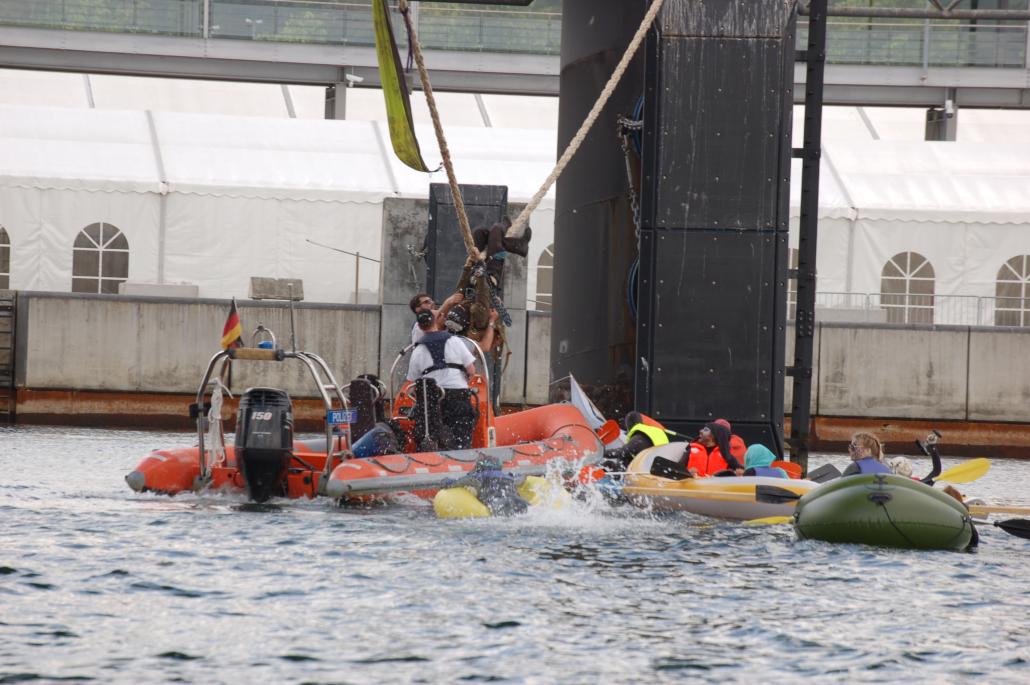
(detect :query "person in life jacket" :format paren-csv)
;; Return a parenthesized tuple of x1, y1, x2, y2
(742, 444, 788, 479)
(683, 422, 745, 477)
(841, 432, 891, 476)
(406, 313, 478, 451)
(712, 418, 747, 464)
(600, 411, 677, 471)
(440, 455, 529, 516)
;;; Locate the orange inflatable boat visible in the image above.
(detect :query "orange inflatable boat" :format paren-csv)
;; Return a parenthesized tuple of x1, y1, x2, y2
(125, 335, 602, 502)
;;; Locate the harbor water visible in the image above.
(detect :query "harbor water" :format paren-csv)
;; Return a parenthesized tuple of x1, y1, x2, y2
(2, 426, 1029, 684)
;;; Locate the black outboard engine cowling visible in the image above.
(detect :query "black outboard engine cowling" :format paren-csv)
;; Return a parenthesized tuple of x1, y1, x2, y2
(235, 387, 294, 502)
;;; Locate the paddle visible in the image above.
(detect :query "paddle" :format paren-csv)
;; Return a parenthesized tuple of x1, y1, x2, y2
(755, 484, 802, 504)
(993, 519, 1030, 540)
(596, 419, 621, 446)
(807, 463, 842, 483)
(936, 458, 990, 484)
(772, 460, 803, 479)
(744, 515, 793, 526)
(968, 503, 1030, 517)
(649, 456, 692, 480)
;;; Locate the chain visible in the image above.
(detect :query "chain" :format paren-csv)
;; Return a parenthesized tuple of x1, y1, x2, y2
(616, 115, 643, 240)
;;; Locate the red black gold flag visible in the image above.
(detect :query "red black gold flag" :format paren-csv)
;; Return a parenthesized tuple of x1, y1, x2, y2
(220, 298, 243, 350)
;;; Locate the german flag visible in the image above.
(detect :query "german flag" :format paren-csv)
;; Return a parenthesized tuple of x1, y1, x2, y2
(220, 298, 243, 349)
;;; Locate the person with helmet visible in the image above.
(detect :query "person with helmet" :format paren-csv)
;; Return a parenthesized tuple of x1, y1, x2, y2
(440, 454, 529, 516)
(406, 313, 478, 450)
(600, 411, 677, 471)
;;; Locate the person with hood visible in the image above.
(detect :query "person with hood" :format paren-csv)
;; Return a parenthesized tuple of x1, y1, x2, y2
(712, 418, 748, 465)
(683, 421, 744, 477)
(440, 455, 529, 516)
(841, 432, 891, 476)
(741, 444, 789, 479)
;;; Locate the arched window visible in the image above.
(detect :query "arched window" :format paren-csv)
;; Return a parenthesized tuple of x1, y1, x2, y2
(996, 255, 1030, 327)
(536, 243, 554, 312)
(0, 227, 9, 290)
(72, 222, 129, 294)
(880, 251, 935, 324)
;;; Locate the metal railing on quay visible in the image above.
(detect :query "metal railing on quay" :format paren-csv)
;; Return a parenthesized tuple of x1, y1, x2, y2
(4, 2, 1022, 68)
(798, 292, 1030, 328)
(797, 19, 1028, 68)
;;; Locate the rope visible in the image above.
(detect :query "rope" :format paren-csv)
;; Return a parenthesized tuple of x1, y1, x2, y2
(506, 0, 668, 240)
(398, 0, 477, 259)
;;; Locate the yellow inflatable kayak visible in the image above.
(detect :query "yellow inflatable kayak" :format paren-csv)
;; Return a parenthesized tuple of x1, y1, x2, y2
(433, 476, 572, 519)
(622, 444, 819, 520)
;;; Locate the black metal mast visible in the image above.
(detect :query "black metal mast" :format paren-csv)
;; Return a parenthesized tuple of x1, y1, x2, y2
(788, 0, 828, 475)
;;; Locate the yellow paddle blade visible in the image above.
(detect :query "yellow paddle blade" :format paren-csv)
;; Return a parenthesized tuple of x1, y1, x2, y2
(938, 457, 990, 484)
(744, 516, 793, 526)
(968, 504, 1030, 517)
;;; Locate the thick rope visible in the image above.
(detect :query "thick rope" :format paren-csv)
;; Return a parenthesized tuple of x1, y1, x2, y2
(398, 0, 477, 259)
(507, 0, 668, 240)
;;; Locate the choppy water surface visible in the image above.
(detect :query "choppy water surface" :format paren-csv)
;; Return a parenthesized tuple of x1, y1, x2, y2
(2, 426, 1030, 684)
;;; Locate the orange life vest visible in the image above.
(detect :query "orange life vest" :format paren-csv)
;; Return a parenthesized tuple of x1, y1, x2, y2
(685, 442, 730, 477)
(729, 434, 747, 462)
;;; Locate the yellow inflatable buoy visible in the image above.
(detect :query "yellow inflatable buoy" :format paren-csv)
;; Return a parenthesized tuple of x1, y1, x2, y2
(433, 476, 570, 519)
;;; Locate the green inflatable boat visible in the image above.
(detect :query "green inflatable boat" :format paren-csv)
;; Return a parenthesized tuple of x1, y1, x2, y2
(793, 474, 976, 551)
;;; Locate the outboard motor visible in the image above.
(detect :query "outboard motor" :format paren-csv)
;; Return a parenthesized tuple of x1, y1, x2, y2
(235, 387, 294, 502)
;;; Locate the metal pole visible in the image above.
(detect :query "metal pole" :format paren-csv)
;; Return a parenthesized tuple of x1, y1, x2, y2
(202, 0, 210, 39)
(355, 252, 361, 304)
(789, 0, 828, 475)
(288, 283, 298, 353)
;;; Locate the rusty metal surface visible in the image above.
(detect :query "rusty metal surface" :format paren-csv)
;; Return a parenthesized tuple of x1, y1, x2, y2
(786, 415, 1030, 459)
(15, 389, 1030, 458)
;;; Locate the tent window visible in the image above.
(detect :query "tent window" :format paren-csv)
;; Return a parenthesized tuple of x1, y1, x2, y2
(880, 252, 935, 324)
(787, 248, 798, 320)
(536, 243, 554, 312)
(72, 222, 129, 294)
(996, 255, 1030, 327)
(0, 227, 9, 289)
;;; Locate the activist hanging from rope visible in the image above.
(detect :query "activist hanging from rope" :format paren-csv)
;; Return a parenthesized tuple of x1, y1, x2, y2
(371, 0, 532, 380)
(371, 0, 668, 373)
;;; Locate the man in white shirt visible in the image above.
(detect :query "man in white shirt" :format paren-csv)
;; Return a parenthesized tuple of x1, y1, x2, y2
(406, 317, 478, 449)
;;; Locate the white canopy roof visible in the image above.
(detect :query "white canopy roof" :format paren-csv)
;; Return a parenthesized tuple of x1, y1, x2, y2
(1, 103, 1029, 224)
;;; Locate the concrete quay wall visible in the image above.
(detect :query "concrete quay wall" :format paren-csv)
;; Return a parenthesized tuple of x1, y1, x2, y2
(9, 293, 1030, 434)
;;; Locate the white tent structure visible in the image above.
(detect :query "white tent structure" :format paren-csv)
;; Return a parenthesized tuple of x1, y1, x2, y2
(792, 140, 1030, 325)
(2, 94, 1030, 326)
(0, 104, 556, 304)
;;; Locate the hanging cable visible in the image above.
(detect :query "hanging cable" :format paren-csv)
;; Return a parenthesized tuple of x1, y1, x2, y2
(505, 0, 668, 241)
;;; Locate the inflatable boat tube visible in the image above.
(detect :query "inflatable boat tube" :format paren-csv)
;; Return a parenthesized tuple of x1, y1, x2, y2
(432, 476, 571, 519)
(793, 473, 975, 551)
(621, 444, 819, 520)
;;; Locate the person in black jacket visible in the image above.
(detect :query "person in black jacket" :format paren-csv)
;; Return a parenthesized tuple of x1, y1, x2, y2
(441, 455, 529, 516)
